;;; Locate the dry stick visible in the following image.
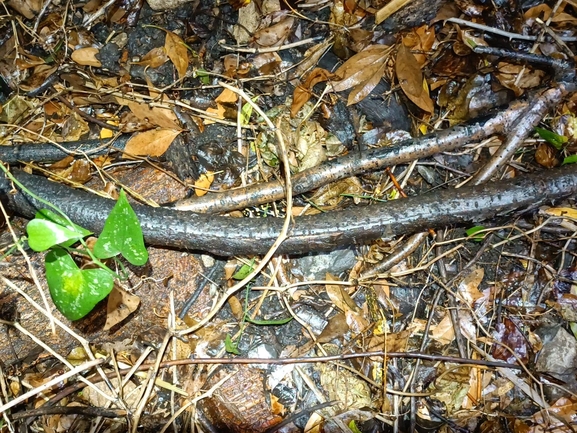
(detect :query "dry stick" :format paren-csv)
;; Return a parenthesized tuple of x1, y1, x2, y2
(363, 83, 571, 279)
(11, 406, 126, 420)
(131, 332, 172, 433)
(471, 85, 568, 186)
(40, 348, 527, 412)
(177, 81, 293, 336)
(0, 277, 123, 407)
(220, 36, 321, 53)
(446, 17, 577, 42)
(406, 83, 570, 428)
(172, 101, 528, 213)
(54, 92, 119, 131)
(174, 81, 574, 216)
(435, 231, 468, 359)
(0, 358, 106, 415)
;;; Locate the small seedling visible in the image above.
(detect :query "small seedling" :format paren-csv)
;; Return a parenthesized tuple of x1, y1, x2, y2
(25, 189, 148, 320)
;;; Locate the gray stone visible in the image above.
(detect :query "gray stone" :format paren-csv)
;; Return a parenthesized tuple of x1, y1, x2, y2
(535, 327, 577, 376)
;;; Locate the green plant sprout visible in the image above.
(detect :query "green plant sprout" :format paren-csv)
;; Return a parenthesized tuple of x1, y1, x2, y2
(23, 188, 148, 321)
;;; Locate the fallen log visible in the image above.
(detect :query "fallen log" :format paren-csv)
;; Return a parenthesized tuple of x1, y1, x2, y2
(1, 165, 575, 256)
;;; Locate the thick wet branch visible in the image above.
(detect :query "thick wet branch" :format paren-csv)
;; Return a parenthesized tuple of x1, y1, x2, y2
(1, 166, 575, 256)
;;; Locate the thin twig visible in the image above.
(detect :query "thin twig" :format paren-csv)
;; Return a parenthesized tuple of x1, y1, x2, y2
(446, 17, 577, 42)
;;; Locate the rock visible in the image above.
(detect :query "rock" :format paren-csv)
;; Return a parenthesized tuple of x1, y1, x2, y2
(535, 327, 577, 376)
(145, 0, 191, 11)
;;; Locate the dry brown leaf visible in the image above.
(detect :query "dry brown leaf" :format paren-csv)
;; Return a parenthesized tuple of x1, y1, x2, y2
(325, 273, 358, 313)
(104, 286, 140, 330)
(215, 88, 238, 104)
(430, 314, 455, 345)
(71, 47, 102, 67)
(125, 100, 181, 130)
(165, 30, 188, 80)
(134, 46, 168, 68)
(332, 44, 391, 92)
(331, 45, 392, 106)
(291, 68, 337, 117)
(194, 171, 214, 196)
(402, 25, 435, 65)
(457, 267, 484, 306)
(206, 88, 238, 122)
(290, 39, 333, 85)
(535, 142, 560, 168)
(396, 43, 434, 112)
(7, 0, 41, 19)
(252, 16, 294, 47)
(345, 310, 370, 334)
(15, 52, 46, 70)
(496, 62, 545, 96)
(124, 128, 181, 157)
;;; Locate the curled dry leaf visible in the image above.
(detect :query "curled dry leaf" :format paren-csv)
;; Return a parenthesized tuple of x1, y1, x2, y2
(71, 47, 102, 67)
(164, 30, 188, 80)
(535, 142, 560, 168)
(331, 44, 392, 106)
(133, 46, 168, 68)
(124, 128, 181, 157)
(291, 68, 337, 117)
(396, 43, 434, 113)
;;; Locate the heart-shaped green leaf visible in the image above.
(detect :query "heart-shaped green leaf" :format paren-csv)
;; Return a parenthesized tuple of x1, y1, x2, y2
(45, 248, 114, 320)
(27, 209, 91, 251)
(93, 189, 148, 266)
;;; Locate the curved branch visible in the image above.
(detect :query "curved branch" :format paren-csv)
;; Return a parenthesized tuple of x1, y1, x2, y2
(1, 166, 575, 256)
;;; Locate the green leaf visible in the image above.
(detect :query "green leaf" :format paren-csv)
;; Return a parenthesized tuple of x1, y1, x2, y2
(570, 322, 577, 340)
(232, 259, 255, 280)
(349, 421, 362, 433)
(27, 211, 90, 251)
(45, 248, 114, 320)
(93, 190, 148, 266)
(563, 154, 577, 165)
(35, 209, 91, 235)
(196, 68, 210, 85)
(240, 96, 258, 125)
(224, 334, 240, 355)
(466, 226, 486, 242)
(535, 126, 568, 150)
(244, 314, 293, 326)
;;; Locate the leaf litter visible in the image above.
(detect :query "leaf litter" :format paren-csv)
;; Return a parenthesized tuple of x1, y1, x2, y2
(0, 0, 576, 432)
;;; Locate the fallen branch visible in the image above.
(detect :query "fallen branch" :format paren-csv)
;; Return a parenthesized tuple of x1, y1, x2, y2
(1, 165, 575, 256)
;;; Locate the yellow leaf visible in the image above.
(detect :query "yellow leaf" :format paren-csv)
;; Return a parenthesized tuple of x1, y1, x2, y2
(216, 88, 238, 104)
(124, 128, 181, 157)
(71, 47, 102, 67)
(165, 30, 189, 80)
(544, 207, 577, 220)
(194, 171, 214, 196)
(100, 120, 118, 139)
